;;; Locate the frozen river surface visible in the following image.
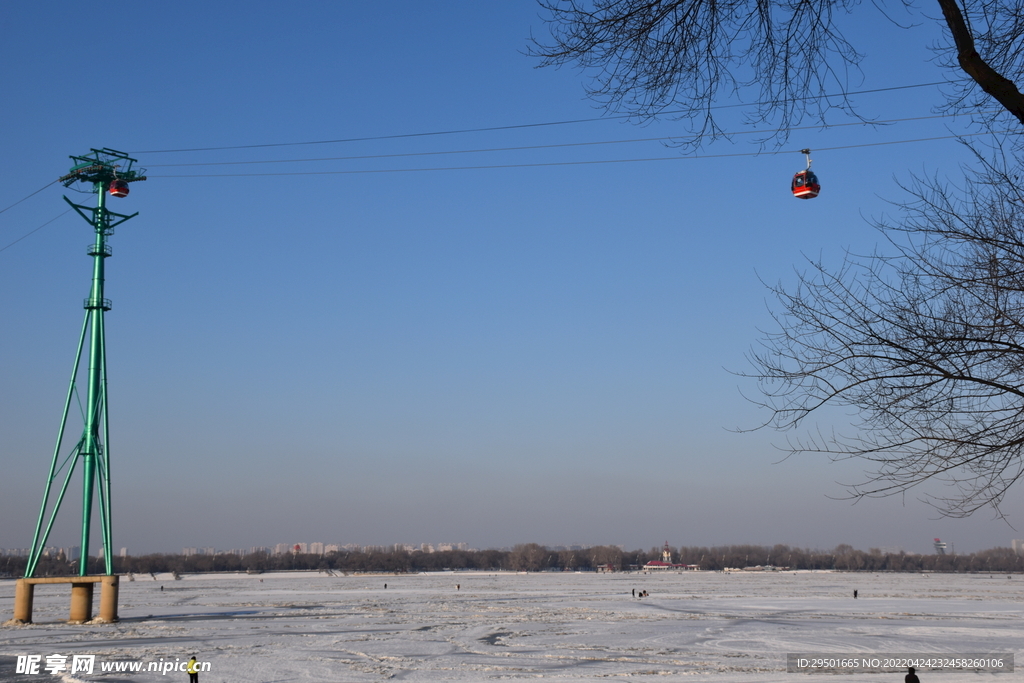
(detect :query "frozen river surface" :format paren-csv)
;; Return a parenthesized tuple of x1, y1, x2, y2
(1, 570, 1020, 682)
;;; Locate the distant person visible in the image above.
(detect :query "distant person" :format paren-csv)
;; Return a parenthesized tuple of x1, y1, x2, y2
(905, 666, 920, 683)
(456, 584, 460, 591)
(632, 589, 635, 597)
(186, 655, 199, 683)
(160, 586, 163, 591)
(854, 590, 858, 598)
(384, 583, 387, 589)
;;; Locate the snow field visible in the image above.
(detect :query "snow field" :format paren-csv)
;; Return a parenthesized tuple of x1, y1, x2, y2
(1, 570, 1020, 682)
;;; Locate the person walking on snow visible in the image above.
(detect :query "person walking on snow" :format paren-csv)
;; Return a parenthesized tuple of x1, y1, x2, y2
(186, 656, 199, 683)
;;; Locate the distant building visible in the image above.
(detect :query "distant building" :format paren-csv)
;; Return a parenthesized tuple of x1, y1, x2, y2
(642, 560, 680, 571)
(1012, 540, 1024, 555)
(643, 542, 699, 571)
(120, 547, 128, 558)
(934, 538, 947, 555)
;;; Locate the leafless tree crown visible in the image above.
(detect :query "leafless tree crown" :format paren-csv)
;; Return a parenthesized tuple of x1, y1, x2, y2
(533, 0, 863, 139)
(535, 1, 1024, 515)
(747, 154, 1024, 515)
(533, 0, 1024, 137)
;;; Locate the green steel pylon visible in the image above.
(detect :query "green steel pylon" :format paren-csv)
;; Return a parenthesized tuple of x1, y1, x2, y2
(24, 149, 145, 578)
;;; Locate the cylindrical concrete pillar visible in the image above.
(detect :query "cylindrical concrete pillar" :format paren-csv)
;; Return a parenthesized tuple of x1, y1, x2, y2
(12, 580, 34, 623)
(97, 575, 119, 623)
(69, 582, 94, 623)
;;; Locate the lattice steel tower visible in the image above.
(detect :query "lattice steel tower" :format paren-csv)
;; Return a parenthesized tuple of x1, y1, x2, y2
(24, 149, 145, 578)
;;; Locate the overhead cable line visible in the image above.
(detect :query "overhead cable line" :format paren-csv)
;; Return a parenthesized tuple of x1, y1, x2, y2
(0, 210, 72, 254)
(151, 130, 1008, 179)
(145, 113, 966, 169)
(137, 82, 948, 154)
(0, 179, 59, 217)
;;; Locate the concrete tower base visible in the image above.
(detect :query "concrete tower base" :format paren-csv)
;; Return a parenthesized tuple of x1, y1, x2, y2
(6, 575, 119, 625)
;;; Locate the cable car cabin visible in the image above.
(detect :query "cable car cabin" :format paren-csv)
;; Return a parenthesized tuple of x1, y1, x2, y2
(109, 180, 129, 198)
(791, 170, 820, 199)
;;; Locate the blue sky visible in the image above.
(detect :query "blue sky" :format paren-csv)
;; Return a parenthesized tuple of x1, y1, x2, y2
(1, 1, 1020, 555)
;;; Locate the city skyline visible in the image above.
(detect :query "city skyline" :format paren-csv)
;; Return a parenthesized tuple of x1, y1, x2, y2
(7, 537, 1022, 560)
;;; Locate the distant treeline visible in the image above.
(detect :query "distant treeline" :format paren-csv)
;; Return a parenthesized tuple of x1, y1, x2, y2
(4, 542, 1023, 577)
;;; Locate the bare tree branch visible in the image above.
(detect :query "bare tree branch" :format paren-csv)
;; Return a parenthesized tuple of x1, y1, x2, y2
(531, 0, 863, 143)
(936, 0, 1024, 126)
(534, 1, 1024, 514)
(533, 0, 1024, 137)
(745, 151, 1024, 516)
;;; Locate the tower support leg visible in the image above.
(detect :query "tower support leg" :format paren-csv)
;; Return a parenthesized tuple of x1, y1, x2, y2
(12, 580, 34, 624)
(97, 575, 119, 623)
(69, 582, 94, 623)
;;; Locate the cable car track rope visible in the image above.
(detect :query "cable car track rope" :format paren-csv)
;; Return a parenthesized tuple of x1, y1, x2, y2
(137, 82, 949, 154)
(3, 108, 988, 216)
(0, 127, 1006, 254)
(0, 180, 58, 217)
(150, 129, 1011, 178)
(143, 114, 984, 171)
(0, 80, 1008, 254)
(0, 209, 72, 254)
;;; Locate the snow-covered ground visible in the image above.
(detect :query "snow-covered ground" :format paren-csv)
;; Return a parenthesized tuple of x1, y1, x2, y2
(1, 570, 1020, 682)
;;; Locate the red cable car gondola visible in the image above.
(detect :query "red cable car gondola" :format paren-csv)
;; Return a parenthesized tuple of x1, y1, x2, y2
(791, 148, 820, 199)
(109, 179, 129, 198)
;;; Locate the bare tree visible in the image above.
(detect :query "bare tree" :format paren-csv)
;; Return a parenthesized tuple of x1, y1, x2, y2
(748, 152, 1024, 515)
(509, 543, 551, 571)
(532, 0, 1024, 138)
(934, 0, 1024, 128)
(534, 1, 1024, 515)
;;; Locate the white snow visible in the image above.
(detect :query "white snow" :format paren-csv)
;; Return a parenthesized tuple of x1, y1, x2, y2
(1, 570, 1020, 681)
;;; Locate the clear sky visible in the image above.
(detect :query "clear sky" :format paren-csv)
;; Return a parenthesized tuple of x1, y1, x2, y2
(1, 1, 1019, 556)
